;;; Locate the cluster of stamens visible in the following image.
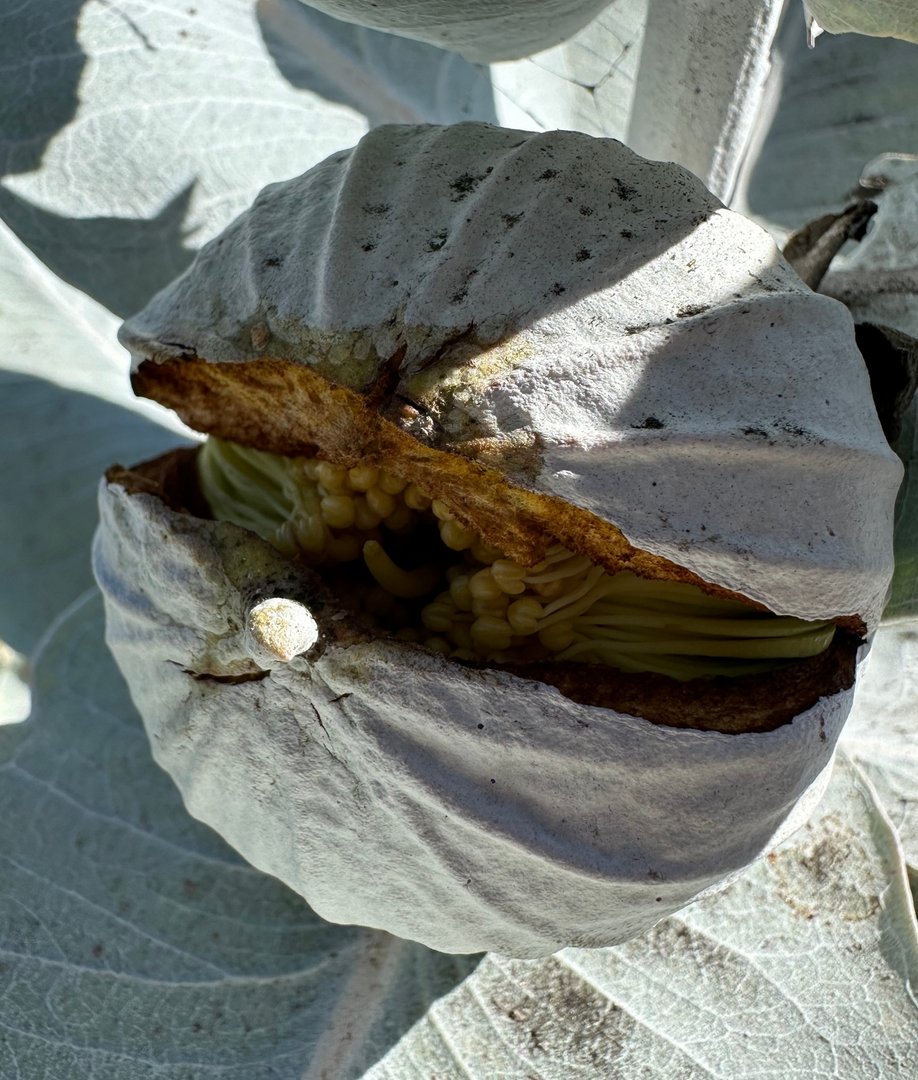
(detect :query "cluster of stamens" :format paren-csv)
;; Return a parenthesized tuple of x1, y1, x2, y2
(197, 438, 836, 681)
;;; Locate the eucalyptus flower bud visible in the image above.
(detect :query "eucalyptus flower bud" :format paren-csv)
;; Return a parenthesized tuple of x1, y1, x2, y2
(93, 123, 902, 956)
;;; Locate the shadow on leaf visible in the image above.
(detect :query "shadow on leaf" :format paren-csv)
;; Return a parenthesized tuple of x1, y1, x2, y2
(0, 0, 86, 177)
(0, 371, 187, 654)
(0, 181, 196, 318)
(742, 18, 918, 228)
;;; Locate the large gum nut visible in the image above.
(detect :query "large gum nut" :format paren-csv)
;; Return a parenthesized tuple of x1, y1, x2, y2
(96, 123, 903, 956)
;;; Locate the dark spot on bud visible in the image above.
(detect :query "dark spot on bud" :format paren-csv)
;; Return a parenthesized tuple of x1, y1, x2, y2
(502, 212, 523, 228)
(776, 420, 810, 438)
(450, 172, 486, 200)
(612, 178, 637, 200)
(549, 283, 565, 296)
(537, 169, 559, 180)
(575, 249, 592, 262)
(361, 242, 376, 252)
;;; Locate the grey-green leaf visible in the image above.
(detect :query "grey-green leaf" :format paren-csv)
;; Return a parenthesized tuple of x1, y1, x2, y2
(737, 20, 918, 230)
(842, 617, 918, 876)
(889, 401, 918, 618)
(7, 595, 916, 1079)
(0, 221, 189, 658)
(369, 755, 918, 1078)
(258, 0, 495, 129)
(489, 0, 646, 143)
(0, 591, 477, 1079)
(1, 0, 486, 318)
(806, 0, 918, 44)
(821, 156, 918, 343)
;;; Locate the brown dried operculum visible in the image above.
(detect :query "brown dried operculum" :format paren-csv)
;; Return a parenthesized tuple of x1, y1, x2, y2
(132, 354, 789, 608)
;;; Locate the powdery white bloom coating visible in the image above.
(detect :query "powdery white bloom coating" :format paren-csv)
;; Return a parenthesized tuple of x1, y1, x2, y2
(120, 123, 902, 630)
(102, 123, 902, 955)
(94, 483, 851, 956)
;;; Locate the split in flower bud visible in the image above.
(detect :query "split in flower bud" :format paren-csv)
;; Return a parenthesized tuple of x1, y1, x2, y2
(198, 437, 837, 681)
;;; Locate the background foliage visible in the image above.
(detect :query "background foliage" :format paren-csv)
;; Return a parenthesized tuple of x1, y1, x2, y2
(1, 1, 916, 1074)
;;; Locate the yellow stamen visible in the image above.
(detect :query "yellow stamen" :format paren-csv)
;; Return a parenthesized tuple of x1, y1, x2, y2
(378, 471, 408, 495)
(363, 541, 440, 599)
(367, 486, 397, 519)
(404, 483, 432, 511)
(348, 465, 379, 491)
(320, 494, 356, 530)
(315, 461, 348, 493)
(197, 438, 838, 682)
(440, 519, 478, 551)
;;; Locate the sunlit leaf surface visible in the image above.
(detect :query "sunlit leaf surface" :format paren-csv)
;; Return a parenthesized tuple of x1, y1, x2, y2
(843, 616, 918, 876)
(1, 0, 476, 316)
(490, 0, 646, 143)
